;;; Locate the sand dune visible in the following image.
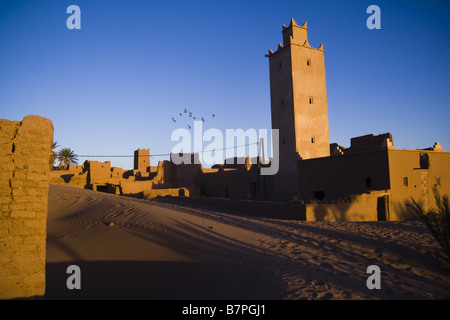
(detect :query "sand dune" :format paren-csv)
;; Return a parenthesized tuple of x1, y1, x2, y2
(46, 185, 450, 299)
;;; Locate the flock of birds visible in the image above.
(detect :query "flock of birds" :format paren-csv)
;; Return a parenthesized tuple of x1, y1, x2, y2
(171, 108, 215, 129)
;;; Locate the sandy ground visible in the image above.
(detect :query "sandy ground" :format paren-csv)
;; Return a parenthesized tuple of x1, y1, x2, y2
(46, 185, 450, 300)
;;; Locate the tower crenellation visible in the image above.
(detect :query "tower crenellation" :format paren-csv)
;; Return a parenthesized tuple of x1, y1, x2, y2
(267, 19, 324, 57)
(134, 148, 150, 172)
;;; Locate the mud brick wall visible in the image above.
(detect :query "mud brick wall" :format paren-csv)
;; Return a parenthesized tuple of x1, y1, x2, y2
(0, 115, 53, 299)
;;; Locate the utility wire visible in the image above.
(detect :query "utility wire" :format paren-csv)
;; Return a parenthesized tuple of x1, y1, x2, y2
(77, 142, 260, 158)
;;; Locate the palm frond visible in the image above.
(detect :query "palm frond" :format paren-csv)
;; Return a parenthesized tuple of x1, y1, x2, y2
(410, 187, 450, 264)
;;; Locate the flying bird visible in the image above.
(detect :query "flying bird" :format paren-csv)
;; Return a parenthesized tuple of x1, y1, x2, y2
(212, 114, 215, 118)
(171, 117, 176, 123)
(189, 112, 192, 118)
(179, 113, 182, 116)
(201, 117, 205, 122)
(184, 108, 187, 113)
(188, 125, 191, 129)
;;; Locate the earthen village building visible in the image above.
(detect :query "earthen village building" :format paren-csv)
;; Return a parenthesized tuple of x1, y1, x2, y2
(51, 19, 450, 221)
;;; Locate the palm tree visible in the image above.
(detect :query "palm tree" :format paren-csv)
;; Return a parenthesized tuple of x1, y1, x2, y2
(410, 187, 450, 265)
(57, 147, 79, 169)
(49, 140, 59, 170)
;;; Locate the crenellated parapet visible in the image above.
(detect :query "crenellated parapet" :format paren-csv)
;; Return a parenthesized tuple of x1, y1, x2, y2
(266, 19, 324, 57)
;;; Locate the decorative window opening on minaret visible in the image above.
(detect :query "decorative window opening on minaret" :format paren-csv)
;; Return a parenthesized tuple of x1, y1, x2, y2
(307, 59, 311, 66)
(309, 97, 313, 104)
(311, 137, 315, 143)
(403, 177, 409, 187)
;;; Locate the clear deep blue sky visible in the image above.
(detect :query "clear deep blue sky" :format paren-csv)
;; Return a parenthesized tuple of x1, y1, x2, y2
(1, 0, 449, 169)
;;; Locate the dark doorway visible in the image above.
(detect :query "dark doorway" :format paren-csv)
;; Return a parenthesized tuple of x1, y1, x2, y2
(96, 185, 110, 193)
(314, 191, 325, 201)
(419, 153, 430, 169)
(249, 183, 256, 200)
(377, 196, 388, 221)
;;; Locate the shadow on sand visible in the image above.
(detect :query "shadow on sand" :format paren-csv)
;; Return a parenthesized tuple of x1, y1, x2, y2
(45, 260, 284, 300)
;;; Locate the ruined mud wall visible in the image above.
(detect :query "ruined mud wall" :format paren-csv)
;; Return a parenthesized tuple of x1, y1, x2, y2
(0, 115, 53, 299)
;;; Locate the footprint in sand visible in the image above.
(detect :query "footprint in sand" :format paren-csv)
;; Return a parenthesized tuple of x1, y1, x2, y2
(319, 262, 335, 269)
(392, 262, 412, 270)
(341, 290, 352, 299)
(374, 248, 383, 258)
(285, 242, 297, 248)
(317, 292, 333, 300)
(313, 280, 325, 286)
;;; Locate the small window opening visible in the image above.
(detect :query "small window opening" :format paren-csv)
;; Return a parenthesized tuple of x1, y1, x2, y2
(306, 59, 311, 66)
(311, 137, 315, 143)
(403, 177, 408, 187)
(436, 176, 441, 187)
(309, 97, 313, 104)
(314, 191, 325, 201)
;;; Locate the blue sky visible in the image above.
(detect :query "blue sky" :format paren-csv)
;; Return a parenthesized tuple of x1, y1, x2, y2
(1, 0, 449, 169)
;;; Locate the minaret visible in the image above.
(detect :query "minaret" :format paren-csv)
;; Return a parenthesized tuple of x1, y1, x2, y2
(267, 19, 330, 201)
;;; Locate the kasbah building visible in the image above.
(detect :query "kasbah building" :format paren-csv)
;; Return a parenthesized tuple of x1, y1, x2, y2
(52, 19, 450, 222)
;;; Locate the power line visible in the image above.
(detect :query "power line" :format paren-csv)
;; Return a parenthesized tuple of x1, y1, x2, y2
(77, 142, 260, 158)
(77, 155, 134, 158)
